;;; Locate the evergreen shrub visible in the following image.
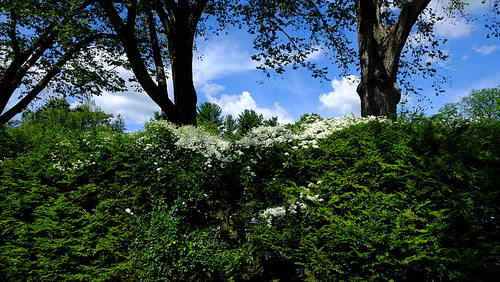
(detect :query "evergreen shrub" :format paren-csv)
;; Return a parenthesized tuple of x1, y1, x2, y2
(1, 113, 498, 281)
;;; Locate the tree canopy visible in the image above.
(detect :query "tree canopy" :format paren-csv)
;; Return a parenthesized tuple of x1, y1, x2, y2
(438, 87, 500, 120)
(237, 0, 499, 118)
(0, 0, 126, 124)
(1, 0, 498, 125)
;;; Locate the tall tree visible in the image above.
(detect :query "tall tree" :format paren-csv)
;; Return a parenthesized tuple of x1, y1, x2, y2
(0, 0, 125, 124)
(355, 0, 430, 118)
(98, 0, 227, 125)
(439, 87, 500, 120)
(239, 0, 499, 119)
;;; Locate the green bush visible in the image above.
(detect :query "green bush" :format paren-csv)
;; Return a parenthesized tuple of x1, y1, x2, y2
(1, 111, 499, 281)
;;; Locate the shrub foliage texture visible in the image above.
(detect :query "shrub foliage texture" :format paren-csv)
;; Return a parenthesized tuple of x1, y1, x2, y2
(1, 113, 499, 281)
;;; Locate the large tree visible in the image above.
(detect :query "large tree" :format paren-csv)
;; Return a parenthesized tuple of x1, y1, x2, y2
(239, 0, 499, 119)
(439, 87, 500, 120)
(0, 0, 125, 124)
(355, 0, 431, 118)
(98, 0, 228, 125)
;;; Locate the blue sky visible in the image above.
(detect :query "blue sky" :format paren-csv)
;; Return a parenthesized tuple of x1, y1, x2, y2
(18, 0, 498, 131)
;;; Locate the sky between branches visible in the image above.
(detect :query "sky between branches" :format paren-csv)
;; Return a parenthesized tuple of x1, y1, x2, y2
(7, 0, 499, 131)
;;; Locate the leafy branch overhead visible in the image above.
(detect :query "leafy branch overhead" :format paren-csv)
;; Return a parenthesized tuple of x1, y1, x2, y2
(237, 0, 499, 118)
(1, 0, 499, 126)
(0, 0, 127, 124)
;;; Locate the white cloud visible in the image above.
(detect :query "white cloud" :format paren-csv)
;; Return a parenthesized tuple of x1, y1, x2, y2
(94, 90, 159, 126)
(319, 75, 361, 116)
(428, 0, 477, 39)
(89, 37, 260, 130)
(200, 81, 226, 96)
(193, 39, 258, 86)
(473, 45, 499, 55)
(206, 91, 294, 124)
(89, 59, 160, 129)
(434, 19, 473, 39)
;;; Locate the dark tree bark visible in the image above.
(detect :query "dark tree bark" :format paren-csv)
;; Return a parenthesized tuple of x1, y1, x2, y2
(158, 0, 208, 126)
(355, 0, 431, 119)
(99, 0, 208, 126)
(98, 0, 184, 124)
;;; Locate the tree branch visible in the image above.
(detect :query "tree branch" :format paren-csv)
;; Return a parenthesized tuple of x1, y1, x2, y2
(0, 33, 105, 123)
(146, 7, 168, 93)
(97, 0, 181, 124)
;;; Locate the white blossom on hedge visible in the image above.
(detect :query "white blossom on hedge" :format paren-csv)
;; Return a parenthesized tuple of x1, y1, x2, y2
(174, 125, 232, 160)
(238, 125, 295, 148)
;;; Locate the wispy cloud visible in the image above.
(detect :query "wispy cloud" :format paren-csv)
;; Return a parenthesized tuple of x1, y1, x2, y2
(193, 38, 258, 86)
(428, 0, 483, 39)
(434, 19, 473, 39)
(473, 45, 499, 55)
(94, 90, 159, 126)
(319, 75, 360, 116)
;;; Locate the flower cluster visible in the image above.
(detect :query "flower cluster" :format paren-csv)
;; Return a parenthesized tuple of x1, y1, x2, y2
(240, 116, 387, 149)
(260, 183, 324, 226)
(144, 116, 386, 162)
(50, 137, 95, 172)
(295, 115, 385, 141)
(144, 121, 232, 162)
(52, 158, 96, 173)
(174, 125, 232, 160)
(238, 126, 295, 148)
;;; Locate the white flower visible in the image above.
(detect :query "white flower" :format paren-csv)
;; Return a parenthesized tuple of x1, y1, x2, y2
(305, 194, 324, 202)
(261, 207, 287, 218)
(125, 208, 134, 215)
(238, 125, 295, 147)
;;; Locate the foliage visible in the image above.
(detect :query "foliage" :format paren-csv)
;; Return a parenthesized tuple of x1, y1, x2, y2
(438, 87, 500, 121)
(237, 109, 265, 136)
(20, 98, 125, 136)
(236, 0, 499, 117)
(1, 104, 499, 280)
(236, 109, 279, 137)
(0, 0, 126, 124)
(197, 102, 224, 134)
(197, 105, 279, 139)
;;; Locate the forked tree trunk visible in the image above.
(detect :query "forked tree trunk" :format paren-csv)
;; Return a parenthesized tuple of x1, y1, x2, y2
(162, 0, 207, 126)
(355, 0, 431, 120)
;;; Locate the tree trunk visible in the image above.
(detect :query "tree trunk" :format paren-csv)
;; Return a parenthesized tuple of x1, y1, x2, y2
(356, 43, 401, 118)
(100, 0, 203, 126)
(0, 81, 16, 121)
(164, 1, 200, 126)
(355, 0, 431, 119)
(170, 28, 197, 126)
